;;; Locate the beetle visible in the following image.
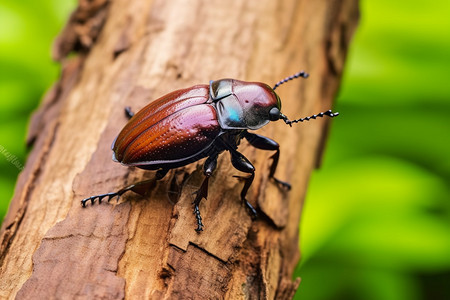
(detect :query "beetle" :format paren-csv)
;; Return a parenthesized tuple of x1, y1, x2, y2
(81, 71, 338, 232)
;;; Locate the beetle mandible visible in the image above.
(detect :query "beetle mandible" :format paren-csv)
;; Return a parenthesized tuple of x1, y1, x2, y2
(81, 71, 339, 232)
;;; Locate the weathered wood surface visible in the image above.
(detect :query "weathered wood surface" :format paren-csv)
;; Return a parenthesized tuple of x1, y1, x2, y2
(0, 0, 358, 298)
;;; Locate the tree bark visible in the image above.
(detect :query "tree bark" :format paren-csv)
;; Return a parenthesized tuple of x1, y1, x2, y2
(0, 0, 358, 299)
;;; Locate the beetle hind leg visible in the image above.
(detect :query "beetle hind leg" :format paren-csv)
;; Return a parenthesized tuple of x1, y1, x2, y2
(81, 191, 123, 207)
(81, 169, 169, 207)
(81, 179, 155, 207)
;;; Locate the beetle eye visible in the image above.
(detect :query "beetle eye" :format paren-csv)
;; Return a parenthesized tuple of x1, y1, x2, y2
(269, 107, 281, 121)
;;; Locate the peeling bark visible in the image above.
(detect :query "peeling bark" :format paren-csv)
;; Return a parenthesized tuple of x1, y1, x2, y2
(0, 0, 358, 299)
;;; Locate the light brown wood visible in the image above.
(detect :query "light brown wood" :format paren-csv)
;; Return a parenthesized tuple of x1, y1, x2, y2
(0, 0, 358, 298)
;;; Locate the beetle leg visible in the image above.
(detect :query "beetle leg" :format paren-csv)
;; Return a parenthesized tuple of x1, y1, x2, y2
(192, 153, 219, 232)
(81, 180, 151, 207)
(216, 138, 258, 217)
(229, 149, 257, 218)
(124, 106, 135, 119)
(81, 169, 169, 207)
(243, 131, 291, 190)
(192, 178, 208, 232)
(233, 173, 257, 217)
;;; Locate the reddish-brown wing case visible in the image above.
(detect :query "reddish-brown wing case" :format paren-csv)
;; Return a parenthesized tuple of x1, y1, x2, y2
(112, 85, 221, 169)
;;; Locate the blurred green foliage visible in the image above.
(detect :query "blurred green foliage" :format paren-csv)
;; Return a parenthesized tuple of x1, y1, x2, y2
(0, 0, 448, 299)
(294, 0, 450, 299)
(0, 0, 75, 219)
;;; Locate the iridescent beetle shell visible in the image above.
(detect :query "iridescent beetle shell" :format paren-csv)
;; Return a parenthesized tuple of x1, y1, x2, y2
(112, 79, 282, 170)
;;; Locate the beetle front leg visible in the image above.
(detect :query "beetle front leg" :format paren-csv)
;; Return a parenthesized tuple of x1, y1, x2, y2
(192, 153, 219, 232)
(243, 131, 291, 190)
(229, 150, 258, 218)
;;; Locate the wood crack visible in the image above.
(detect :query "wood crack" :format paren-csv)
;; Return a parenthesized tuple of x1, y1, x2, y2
(188, 242, 229, 266)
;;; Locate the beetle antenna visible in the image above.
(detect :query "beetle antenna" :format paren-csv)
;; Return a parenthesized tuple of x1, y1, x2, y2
(273, 71, 309, 90)
(280, 110, 339, 127)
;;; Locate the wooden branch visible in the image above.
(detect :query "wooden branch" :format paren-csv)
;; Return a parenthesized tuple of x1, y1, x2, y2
(0, 0, 358, 298)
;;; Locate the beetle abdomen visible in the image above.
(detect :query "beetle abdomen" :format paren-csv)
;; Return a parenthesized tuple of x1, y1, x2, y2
(113, 103, 220, 167)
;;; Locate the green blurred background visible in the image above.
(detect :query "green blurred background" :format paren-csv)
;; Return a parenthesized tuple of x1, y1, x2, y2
(0, 0, 449, 299)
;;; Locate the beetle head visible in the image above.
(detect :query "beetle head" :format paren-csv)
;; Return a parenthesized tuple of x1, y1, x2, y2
(233, 81, 282, 129)
(210, 71, 339, 131)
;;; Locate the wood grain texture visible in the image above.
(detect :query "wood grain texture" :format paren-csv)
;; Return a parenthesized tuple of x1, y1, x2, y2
(0, 0, 358, 298)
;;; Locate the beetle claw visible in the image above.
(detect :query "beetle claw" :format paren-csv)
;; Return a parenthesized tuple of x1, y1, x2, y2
(81, 195, 99, 207)
(193, 205, 204, 232)
(81, 192, 122, 207)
